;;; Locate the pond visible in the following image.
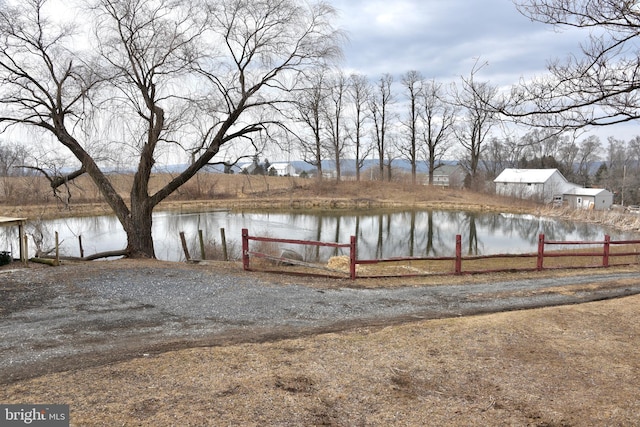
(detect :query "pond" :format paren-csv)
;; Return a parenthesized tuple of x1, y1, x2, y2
(1, 209, 637, 262)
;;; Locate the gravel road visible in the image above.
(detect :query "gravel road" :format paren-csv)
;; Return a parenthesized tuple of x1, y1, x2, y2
(1, 263, 639, 384)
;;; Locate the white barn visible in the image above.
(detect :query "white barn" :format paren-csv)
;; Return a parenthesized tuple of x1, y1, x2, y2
(494, 169, 578, 203)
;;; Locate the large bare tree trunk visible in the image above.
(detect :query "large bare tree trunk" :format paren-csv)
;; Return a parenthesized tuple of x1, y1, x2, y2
(125, 202, 155, 258)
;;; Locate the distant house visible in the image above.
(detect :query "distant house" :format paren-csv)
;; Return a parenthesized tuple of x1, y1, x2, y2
(235, 162, 256, 174)
(563, 188, 613, 211)
(429, 165, 466, 188)
(494, 169, 578, 203)
(235, 161, 298, 176)
(268, 162, 298, 177)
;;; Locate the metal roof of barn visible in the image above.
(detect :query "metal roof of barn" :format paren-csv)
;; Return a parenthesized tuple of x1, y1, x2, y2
(564, 188, 611, 196)
(493, 168, 566, 184)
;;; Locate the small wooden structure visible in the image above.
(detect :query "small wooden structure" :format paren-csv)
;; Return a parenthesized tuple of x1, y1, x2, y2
(0, 216, 27, 264)
(563, 187, 614, 211)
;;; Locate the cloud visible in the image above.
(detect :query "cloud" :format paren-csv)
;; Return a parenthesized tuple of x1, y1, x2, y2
(329, 0, 586, 85)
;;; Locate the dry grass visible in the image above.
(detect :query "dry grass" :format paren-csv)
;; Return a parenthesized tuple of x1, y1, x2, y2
(0, 172, 536, 219)
(1, 292, 639, 426)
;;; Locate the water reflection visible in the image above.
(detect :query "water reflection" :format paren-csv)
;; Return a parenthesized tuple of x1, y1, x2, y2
(0, 209, 636, 262)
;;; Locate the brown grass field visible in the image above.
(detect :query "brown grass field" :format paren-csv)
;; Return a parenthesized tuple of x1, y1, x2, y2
(0, 172, 539, 219)
(2, 173, 640, 425)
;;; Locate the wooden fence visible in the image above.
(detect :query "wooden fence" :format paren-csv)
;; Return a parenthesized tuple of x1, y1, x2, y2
(241, 229, 640, 280)
(242, 228, 357, 279)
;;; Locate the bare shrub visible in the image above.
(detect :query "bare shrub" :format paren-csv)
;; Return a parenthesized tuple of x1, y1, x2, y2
(201, 239, 241, 261)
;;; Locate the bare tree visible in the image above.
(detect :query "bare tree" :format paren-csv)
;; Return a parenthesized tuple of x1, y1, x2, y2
(293, 69, 328, 180)
(323, 71, 348, 182)
(624, 135, 640, 204)
(482, 135, 524, 179)
(576, 135, 602, 186)
(369, 73, 395, 181)
(604, 136, 630, 204)
(419, 79, 456, 185)
(0, 141, 30, 177)
(0, 0, 341, 258)
(346, 73, 371, 181)
(399, 71, 423, 185)
(520, 129, 563, 165)
(506, 0, 640, 128)
(453, 65, 498, 186)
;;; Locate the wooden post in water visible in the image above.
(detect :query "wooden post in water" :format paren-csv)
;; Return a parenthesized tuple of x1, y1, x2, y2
(198, 229, 206, 260)
(455, 234, 462, 275)
(55, 231, 60, 266)
(179, 231, 191, 261)
(220, 228, 228, 261)
(23, 234, 28, 266)
(78, 235, 84, 259)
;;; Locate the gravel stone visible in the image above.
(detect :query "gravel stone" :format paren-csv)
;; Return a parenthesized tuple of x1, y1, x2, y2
(2, 264, 639, 383)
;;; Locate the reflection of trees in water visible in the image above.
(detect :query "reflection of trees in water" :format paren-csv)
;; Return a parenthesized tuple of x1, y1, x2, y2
(465, 213, 479, 255)
(26, 210, 639, 262)
(355, 211, 453, 259)
(425, 211, 438, 256)
(407, 211, 445, 257)
(482, 214, 607, 245)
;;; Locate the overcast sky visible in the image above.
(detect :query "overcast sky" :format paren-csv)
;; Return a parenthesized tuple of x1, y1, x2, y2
(328, 0, 581, 86)
(325, 0, 639, 141)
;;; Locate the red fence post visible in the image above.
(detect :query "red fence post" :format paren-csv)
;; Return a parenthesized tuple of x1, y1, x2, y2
(349, 235, 357, 280)
(242, 228, 250, 270)
(603, 234, 610, 267)
(455, 234, 462, 275)
(537, 233, 545, 271)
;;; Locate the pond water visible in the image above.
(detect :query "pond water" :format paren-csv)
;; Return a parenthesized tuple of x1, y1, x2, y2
(1, 209, 637, 262)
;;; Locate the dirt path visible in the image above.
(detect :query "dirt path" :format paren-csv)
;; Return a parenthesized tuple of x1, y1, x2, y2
(2, 261, 639, 385)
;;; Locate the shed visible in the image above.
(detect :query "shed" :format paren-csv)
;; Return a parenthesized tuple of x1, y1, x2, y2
(0, 216, 27, 264)
(494, 168, 577, 203)
(563, 188, 613, 211)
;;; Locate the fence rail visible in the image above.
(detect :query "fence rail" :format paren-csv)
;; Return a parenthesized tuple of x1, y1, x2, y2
(242, 229, 357, 279)
(241, 229, 640, 279)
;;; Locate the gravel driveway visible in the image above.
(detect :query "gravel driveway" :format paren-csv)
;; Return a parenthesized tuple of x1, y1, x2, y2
(2, 262, 639, 384)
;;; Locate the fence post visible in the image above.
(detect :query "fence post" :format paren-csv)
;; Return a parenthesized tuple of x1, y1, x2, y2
(220, 228, 228, 261)
(179, 231, 191, 261)
(55, 231, 60, 266)
(198, 229, 206, 260)
(603, 234, 610, 267)
(455, 234, 462, 275)
(78, 235, 84, 259)
(537, 234, 545, 271)
(23, 234, 28, 266)
(242, 228, 250, 270)
(349, 235, 357, 280)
